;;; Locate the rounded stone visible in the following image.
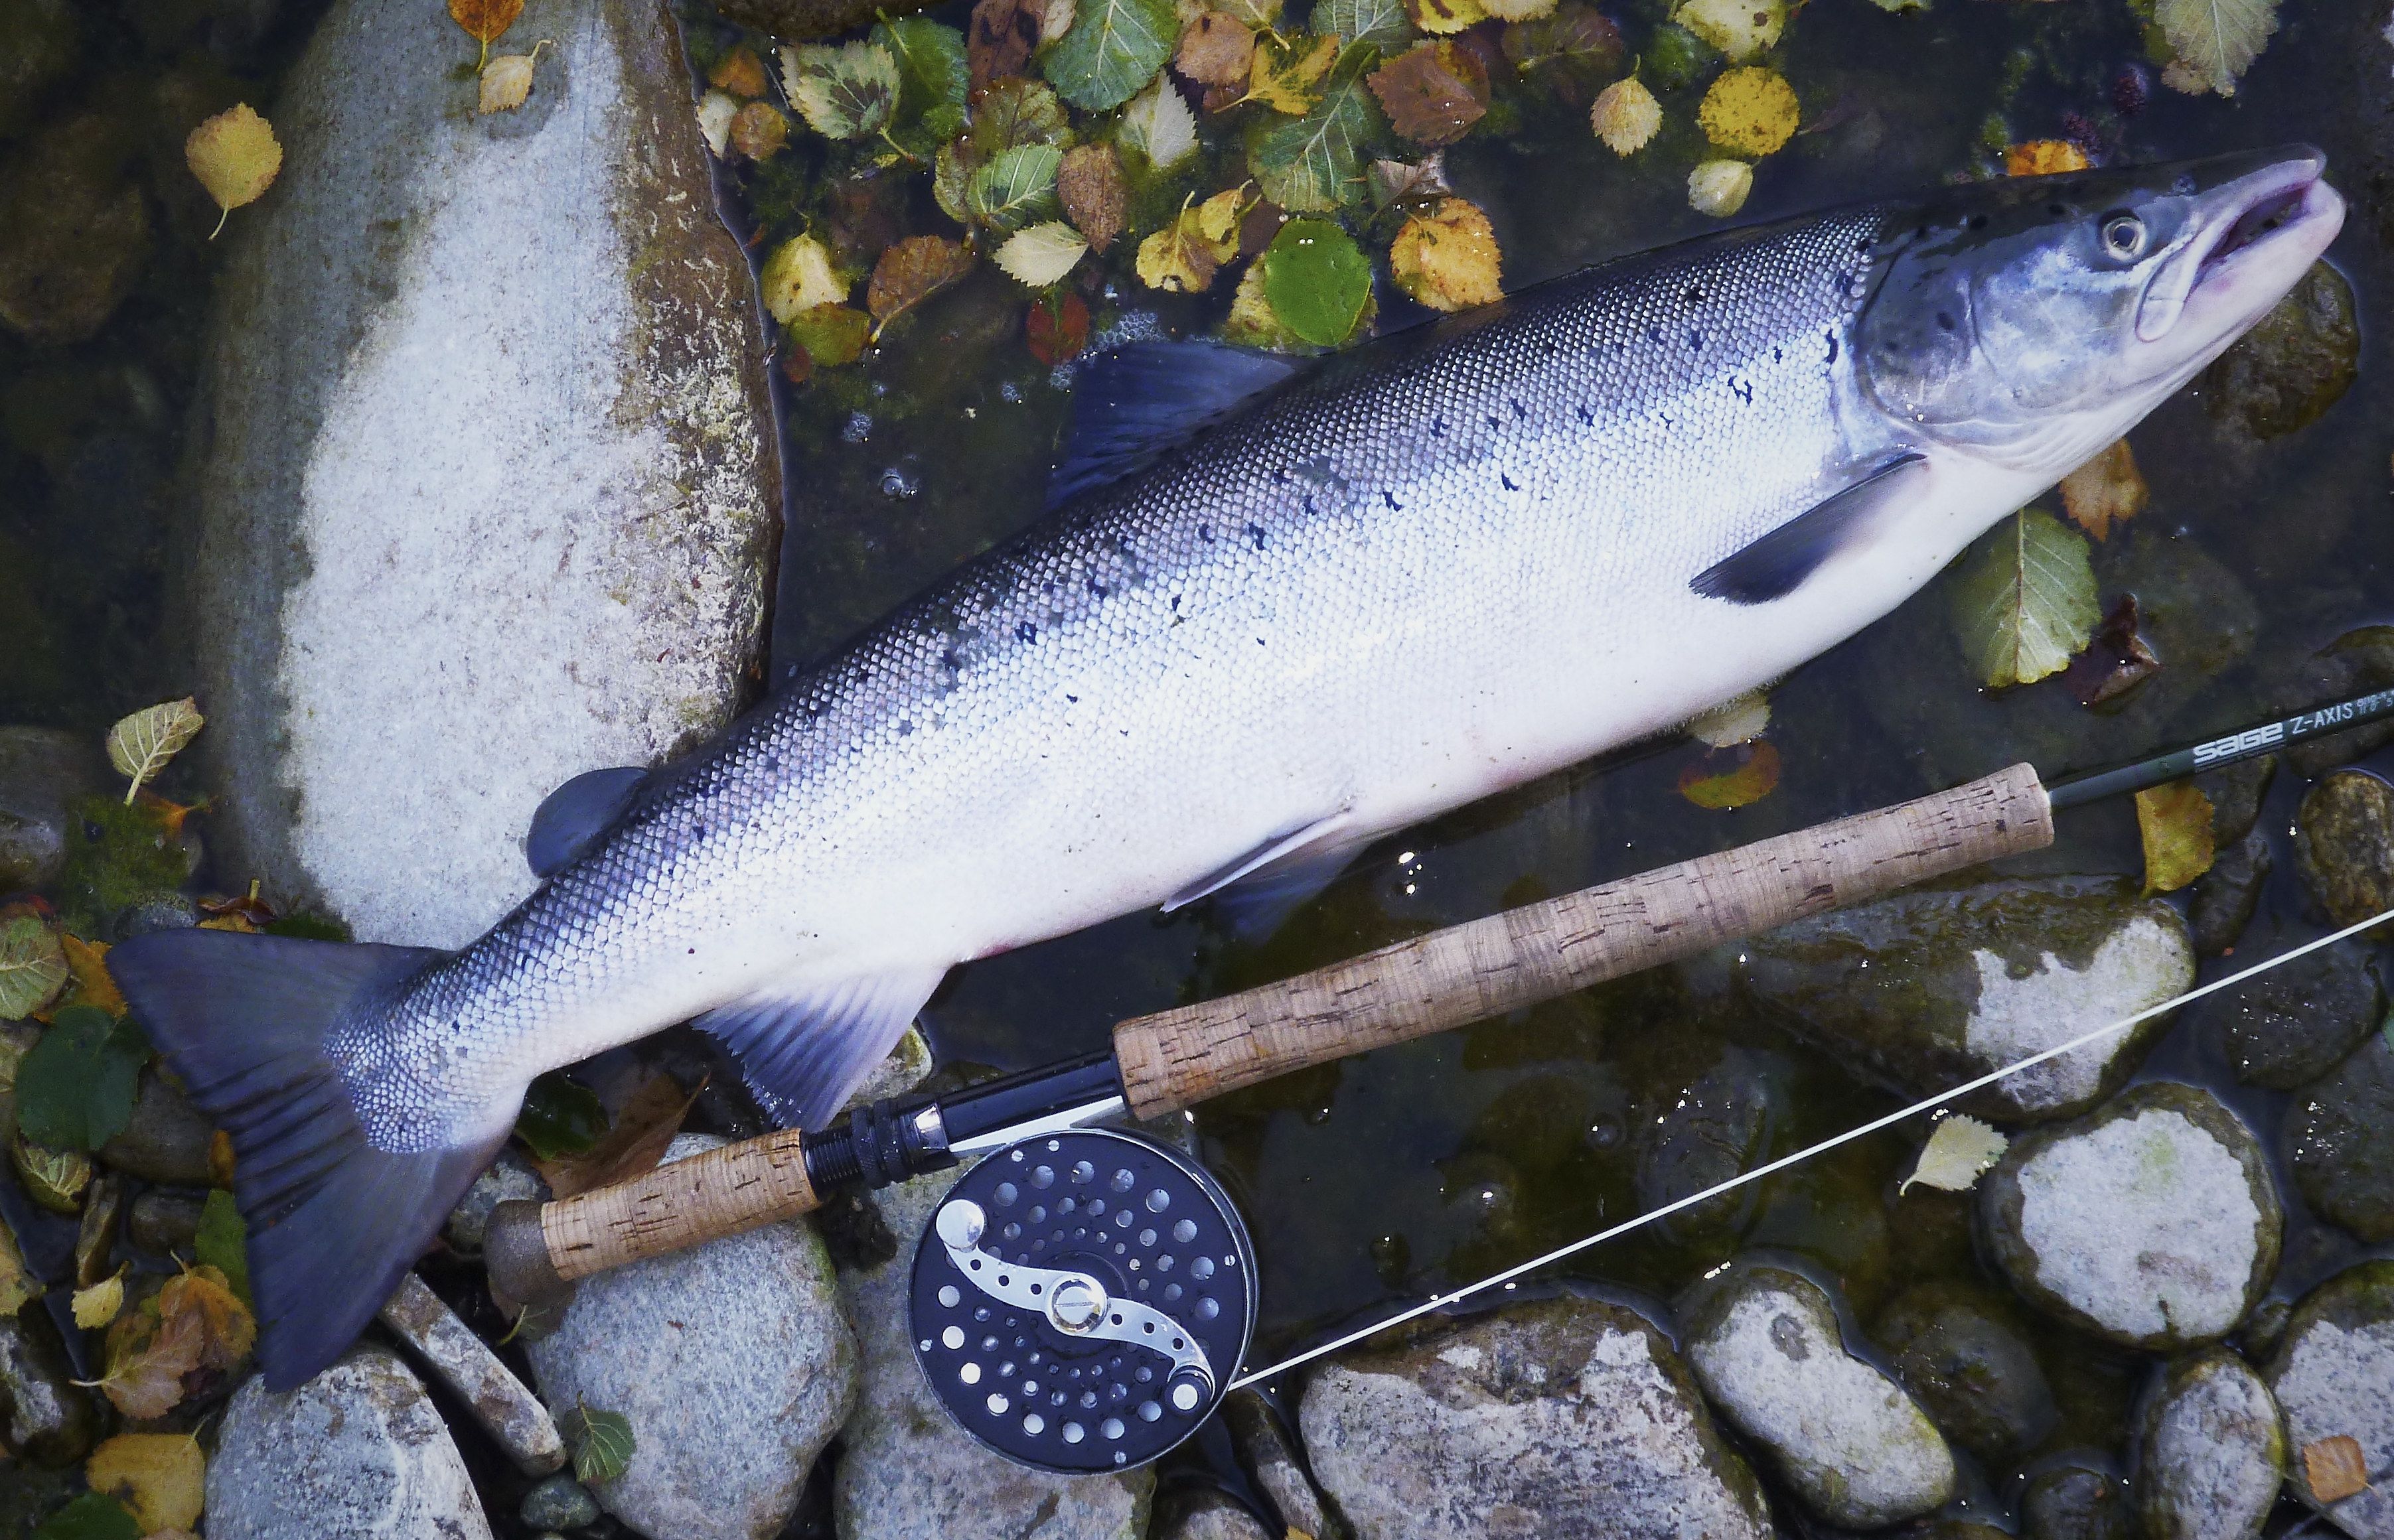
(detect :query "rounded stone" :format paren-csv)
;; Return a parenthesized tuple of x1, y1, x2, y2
(2285, 1028, 2394, 1242)
(2295, 772, 2394, 928)
(1152, 1489, 1274, 1540)
(2134, 1348, 2283, 1540)
(126, 1187, 210, 1254)
(1680, 1265, 1954, 1528)
(115, 892, 200, 939)
(97, 1068, 220, 1184)
(0, 1309, 100, 1468)
(0, 113, 149, 346)
(518, 1474, 602, 1531)
(0, 727, 104, 893)
(443, 1147, 550, 1255)
(2202, 260, 2359, 441)
(1979, 1084, 2281, 1352)
(2263, 1261, 2394, 1540)
(2211, 938, 2381, 1090)
(2022, 1462, 2130, 1540)
(1870, 1281, 2058, 1462)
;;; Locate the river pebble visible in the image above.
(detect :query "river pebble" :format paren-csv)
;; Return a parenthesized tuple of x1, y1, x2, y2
(2134, 1348, 2283, 1540)
(2024, 1462, 2132, 1540)
(1298, 1297, 1772, 1540)
(1871, 1279, 2058, 1461)
(1979, 1084, 2280, 1352)
(1680, 1265, 1954, 1527)
(0, 1308, 98, 1467)
(520, 1474, 603, 1531)
(2203, 260, 2359, 441)
(0, 727, 102, 892)
(126, 1186, 208, 1255)
(0, 113, 149, 346)
(2294, 771, 2394, 927)
(378, 1271, 564, 1476)
(1152, 1490, 1274, 1540)
(2263, 1261, 2394, 1540)
(2210, 939, 2381, 1089)
(2286, 1027, 2394, 1242)
(1221, 1389, 1342, 1540)
(443, 1147, 550, 1255)
(96, 1068, 218, 1184)
(2190, 829, 2271, 957)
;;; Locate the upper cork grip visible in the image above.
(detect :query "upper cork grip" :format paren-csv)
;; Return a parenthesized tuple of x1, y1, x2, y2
(540, 1127, 820, 1283)
(1112, 763, 2054, 1118)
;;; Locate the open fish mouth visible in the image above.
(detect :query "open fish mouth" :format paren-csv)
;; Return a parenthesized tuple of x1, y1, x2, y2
(2138, 151, 2343, 343)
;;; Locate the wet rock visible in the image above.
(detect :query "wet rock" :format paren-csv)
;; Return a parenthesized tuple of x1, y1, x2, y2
(115, 892, 200, 938)
(2203, 261, 2359, 441)
(2263, 1262, 2394, 1540)
(1737, 878, 2192, 1123)
(1870, 1280, 2058, 1463)
(0, 729, 105, 894)
(841, 1022, 936, 1112)
(1631, 1049, 1777, 1242)
(520, 1474, 603, 1531)
(189, 0, 779, 948)
(0, 113, 150, 346)
(2023, 1462, 2131, 1540)
(209, 1346, 494, 1539)
(443, 1147, 550, 1255)
(1298, 1297, 1772, 1540)
(2196, 755, 2277, 847)
(0, 0, 76, 139)
(833, 1164, 1152, 1540)
(379, 1271, 565, 1476)
(1221, 1389, 1342, 1540)
(127, 1186, 209, 1254)
(526, 1135, 855, 1540)
(1979, 1084, 2281, 1352)
(1152, 1490, 1274, 1540)
(1681, 1265, 1953, 1527)
(2285, 1028, 2394, 1242)
(2275, 629, 2394, 778)
(2295, 771, 2394, 927)
(0, 1308, 100, 1467)
(2134, 1348, 2282, 1540)
(2189, 829, 2270, 957)
(98, 1068, 219, 1184)
(2211, 938, 2381, 1089)
(73, 1172, 123, 1287)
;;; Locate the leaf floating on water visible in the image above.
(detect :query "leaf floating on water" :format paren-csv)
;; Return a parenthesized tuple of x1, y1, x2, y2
(2006, 139, 2090, 176)
(968, 143, 1066, 232)
(1901, 1114, 2008, 1195)
(0, 1222, 40, 1317)
(760, 235, 850, 326)
(1686, 688, 1769, 748)
(969, 77, 1074, 159)
(1221, 260, 1307, 350)
(1368, 151, 1450, 207)
(85, 1433, 206, 1535)
(107, 698, 204, 806)
(709, 45, 772, 98)
(729, 100, 790, 160)
(873, 17, 972, 155)
(996, 220, 1090, 287)
(696, 90, 739, 155)
(1177, 12, 1256, 86)
(781, 41, 901, 141)
(196, 1188, 251, 1302)
(1059, 143, 1130, 247)
(1686, 158, 1753, 217)
(2059, 438, 2146, 541)
(1314, 0, 1415, 50)
(1390, 196, 1502, 311)
(17, 1005, 147, 1152)
(1248, 32, 1342, 114)
(569, 1403, 637, 1484)
(185, 105, 281, 242)
(1368, 41, 1489, 147)
(1675, 0, 1783, 60)
(1249, 43, 1381, 212)
(2062, 594, 2162, 707)
(1408, 0, 1485, 36)
(1590, 76, 1661, 155)
(514, 1070, 607, 1161)
(446, 0, 521, 66)
(98, 1265, 255, 1419)
(2302, 1435, 2370, 1505)
(0, 916, 69, 1022)
(1698, 67, 1797, 159)
(867, 235, 974, 329)
(2136, 780, 2215, 896)
(2156, 0, 2277, 98)
(25, 1494, 139, 1540)
(1480, 0, 1556, 21)
(1043, 0, 1179, 111)
(970, 0, 1043, 90)
(1137, 204, 1224, 292)
(73, 1267, 125, 1330)
(1118, 75, 1199, 169)
(1949, 508, 2100, 689)
(1262, 217, 1371, 346)
(1027, 290, 1093, 364)
(1677, 740, 1780, 810)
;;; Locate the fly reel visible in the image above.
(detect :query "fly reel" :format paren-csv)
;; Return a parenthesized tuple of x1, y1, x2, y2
(907, 1127, 1256, 1472)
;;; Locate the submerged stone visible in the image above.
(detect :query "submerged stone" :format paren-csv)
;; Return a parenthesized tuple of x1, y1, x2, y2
(2294, 771, 2394, 928)
(2202, 261, 2359, 441)
(2263, 1262, 2394, 1540)
(2134, 1348, 2283, 1540)
(0, 113, 149, 346)
(187, 0, 779, 947)
(2188, 828, 2270, 957)
(2023, 1462, 2131, 1540)
(2209, 938, 2381, 1090)
(2285, 1028, 2394, 1243)
(1869, 1280, 2058, 1463)
(0, 1308, 100, 1468)
(0, 728, 105, 894)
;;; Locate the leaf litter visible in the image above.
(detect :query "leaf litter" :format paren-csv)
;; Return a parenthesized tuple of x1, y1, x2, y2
(1902, 1115, 2008, 1195)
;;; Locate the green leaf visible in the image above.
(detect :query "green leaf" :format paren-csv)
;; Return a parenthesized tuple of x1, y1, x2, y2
(30, 1494, 140, 1540)
(781, 40, 901, 141)
(1262, 218, 1372, 346)
(105, 699, 204, 806)
(2154, 0, 2277, 96)
(1041, 0, 1178, 111)
(197, 1188, 252, 1304)
(1949, 507, 2101, 689)
(968, 77, 1073, 159)
(1313, 0, 1414, 50)
(968, 143, 1065, 232)
(1248, 42, 1382, 213)
(569, 1403, 636, 1484)
(16, 1006, 147, 1152)
(514, 1072, 607, 1160)
(872, 17, 970, 153)
(0, 917, 69, 1022)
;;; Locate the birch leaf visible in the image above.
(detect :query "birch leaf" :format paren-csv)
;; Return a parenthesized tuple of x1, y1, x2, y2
(1262, 217, 1371, 345)
(1674, 0, 1783, 60)
(1248, 42, 1379, 212)
(1697, 66, 1797, 159)
(1686, 158, 1752, 217)
(1118, 74, 1198, 169)
(1389, 196, 1502, 311)
(1060, 143, 1130, 247)
(1590, 76, 1661, 155)
(1248, 32, 1341, 114)
(708, 46, 771, 98)
(781, 42, 901, 141)
(697, 90, 738, 155)
(996, 221, 1090, 287)
(85, 1433, 206, 1534)
(759, 235, 848, 326)
(967, 77, 1071, 159)
(1043, 0, 1179, 111)
(2059, 438, 2147, 540)
(1902, 1114, 2008, 1194)
(0, 1223, 37, 1316)
(183, 107, 281, 240)
(446, 0, 522, 64)
(2136, 781, 2215, 896)
(569, 1403, 636, 1484)
(968, 143, 1065, 232)
(1221, 259, 1307, 350)
(196, 1189, 251, 1304)
(2302, 1435, 2369, 1505)
(1177, 13, 1256, 86)
(17, 1006, 149, 1152)
(1687, 688, 1769, 747)
(0, 917, 69, 1022)
(73, 1267, 125, 1330)
(1676, 740, 1779, 809)
(477, 51, 540, 115)
(1367, 40, 1488, 147)
(1313, 0, 1414, 50)
(1136, 206, 1221, 291)
(1949, 508, 2099, 689)
(106, 698, 203, 805)
(867, 235, 974, 327)
(2156, 0, 2277, 97)
(871, 17, 971, 154)
(1409, 0, 1484, 36)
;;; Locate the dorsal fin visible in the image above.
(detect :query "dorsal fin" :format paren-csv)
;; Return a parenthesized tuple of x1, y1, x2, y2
(525, 766, 648, 878)
(1048, 341, 1303, 508)
(1689, 453, 1929, 606)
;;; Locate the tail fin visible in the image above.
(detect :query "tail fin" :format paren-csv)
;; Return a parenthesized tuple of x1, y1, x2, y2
(108, 929, 498, 1390)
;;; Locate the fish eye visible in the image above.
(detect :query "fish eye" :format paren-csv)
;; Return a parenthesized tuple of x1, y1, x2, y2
(2100, 212, 2146, 259)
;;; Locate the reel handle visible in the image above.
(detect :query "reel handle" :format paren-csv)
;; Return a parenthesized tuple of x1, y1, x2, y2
(1110, 763, 2054, 1117)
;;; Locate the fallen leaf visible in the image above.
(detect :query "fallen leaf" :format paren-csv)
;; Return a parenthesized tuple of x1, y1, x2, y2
(791, 305, 874, 368)
(1247, 32, 1341, 113)
(696, 90, 739, 155)
(1136, 206, 1223, 292)
(970, 0, 1043, 90)
(1262, 216, 1371, 346)
(195, 912, 259, 934)
(1221, 259, 1307, 350)
(569, 1403, 636, 1484)
(969, 143, 1065, 233)
(1368, 42, 1489, 147)
(1059, 143, 1130, 247)
(1949, 508, 2100, 689)
(1901, 1114, 2008, 1194)
(85, 1435, 204, 1534)
(1686, 158, 1753, 217)
(73, 1268, 125, 1329)
(25, 1494, 138, 1540)
(1589, 76, 1661, 155)
(967, 76, 1072, 159)
(2058, 438, 2146, 540)
(1686, 688, 1769, 747)
(1036, 0, 1077, 42)
(1677, 740, 1780, 809)
(16, 1005, 147, 1152)
(709, 45, 772, 98)
(867, 234, 975, 327)
(1042, 0, 1179, 111)
(184, 104, 282, 242)
(1501, 3, 1624, 102)
(12, 1135, 90, 1214)
(446, 0, 521, 67)
(2062, 594, 2161, 707)
(781, 41, 901, 141)
(759, 234, 849, 326)
(873, 17, 971, 157)
(0, 1222, 39, 1316)
(2136, 780, 2215, 896)
(2302, 1434, 2370, 1504)
(209, 1128, 236, 1188)
(1313, 0, 1412, 48)
(1118, 74, 1199, 169)
(1368, 151, 1451, 206)
(513, 1070, 607, 1161)
(1178, 12, 1256, 85)
(97, 1266, 255, 1419)
(533, 1072, 702, 1200)
(1698, 66, 1798, 158)
(1408, 0, 1485, 35)
(1248, 43, 1379, 212)
(1481, 0, 1555, 19)
(2006, 139, 2090, 176)
(477, 47, 545, 115)
(2156, 0, 2277, 97)
(1390, 196, 1502, 311)
(0, 917, 69, 1022)
(195, 1189, 249, 1304)
(996, 222, 1090, 288)
(1026, 290, 1092, 364)
(1673, 0, 1783, 60)
(729, 100, 790, 160)
(106, 699, 203, 807)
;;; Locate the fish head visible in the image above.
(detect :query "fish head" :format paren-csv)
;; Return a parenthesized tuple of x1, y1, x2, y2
(1856, 147, 2344, 476)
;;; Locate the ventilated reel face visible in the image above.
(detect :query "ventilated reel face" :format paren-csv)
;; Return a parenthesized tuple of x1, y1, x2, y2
(907, 1127, 1256, 1473)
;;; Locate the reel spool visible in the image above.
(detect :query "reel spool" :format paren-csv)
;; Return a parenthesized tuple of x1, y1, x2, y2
(908, 1127, 1256, 1473)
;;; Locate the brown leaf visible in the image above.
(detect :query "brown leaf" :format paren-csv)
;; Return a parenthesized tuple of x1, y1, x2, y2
(1058, 143, 1128, 251)
(447, 0, 522, 64)
(970, 0, 1042, 93)
(867, 235, 975, 328)
(2303, 1434, 2370, 1505)
(1027, 291, 1092, 365)
(1177, 13, 1256, 86)
(729, 100, 790, 161)
(709, 46, 771, 98)
(96, 1267, 254, 1419)
(1677, 740, 1781, 810)
(2063, 595, 2161, 707)
(1368, 41, 1489, 147)
(58, 936, 125, 1017)
(2059, 438, 2147, 540)
(532, 1072, 702, 1200)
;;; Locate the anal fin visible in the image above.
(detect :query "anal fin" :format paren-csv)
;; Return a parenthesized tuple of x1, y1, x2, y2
(695, 967, 948, 1130)
(1690, 453, 1929, 606)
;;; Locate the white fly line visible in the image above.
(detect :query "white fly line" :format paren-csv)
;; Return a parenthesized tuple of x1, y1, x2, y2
(1230, 903, 2394, 1390)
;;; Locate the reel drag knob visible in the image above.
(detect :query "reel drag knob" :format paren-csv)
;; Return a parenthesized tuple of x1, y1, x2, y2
(908, 1127, 1256, 1474)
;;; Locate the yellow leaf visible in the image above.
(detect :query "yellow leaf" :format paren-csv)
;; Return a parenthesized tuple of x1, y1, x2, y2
(1388, 196, 1501, 312)
(1193, 185, 1252, 259)
(759, 234, 848, 325)
(0, 1224, 39, 1317)
(1675, 0, 1783, 60)
(477, 50, 537, 114)
(73, 1269, 125, 1329)
(1590, 76, 1661, 155)
(1901, 1114, 2008, 1194)
(1697, 67, 1797, 159)
(87, 1433, 205, 1533)
(995, 222, 1090, 287)
(2302, 1434, 2370, 1505)
(196, 912, 260, 933)
(2007, 139, 2090, 176)
(1220, 259, 1306, 350)
(697, 90, 739, 155)
(729, 100, 789, 161)
(1136, 207, 1221, 293)
(1410, 0, 1485, 33)
(59, 936, 125, 1018)
(1686, 688, 1769, 748)
(2058, 439, 2146, 541)
(98, 1265, 256, 1420)
(1686, 158, 1752, 217)
(1246, 32, 1340, 113)
(1480, 0, 1555, 18)
(2136, 781, 2215, 896)
(447, 0, 522, 66)
(184, 108, 281, 242)
(1676, 740, 1780, 810)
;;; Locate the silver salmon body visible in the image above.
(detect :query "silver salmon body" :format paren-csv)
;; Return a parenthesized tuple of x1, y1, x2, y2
(114, 148, 2342, 1385)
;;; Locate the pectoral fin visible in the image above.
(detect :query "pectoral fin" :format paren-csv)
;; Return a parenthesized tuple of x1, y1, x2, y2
(694, 967, 948, 1129)
(1165, 815, 1368, 940)
(526, 767, 649, 878)
(1048, 342, 1304, 508)
(1690, 453, 1929, 606)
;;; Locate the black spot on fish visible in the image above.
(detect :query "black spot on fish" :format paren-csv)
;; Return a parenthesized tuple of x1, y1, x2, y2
(1198, 525, 1214, 542)
(1509, 399, 1527, 418)
(1067, 693, 1078, 702)
(1169, 595, 1181, 611)
(1730, 378, 1753, 404)
(1646, 326, 1663, 344)
(939, 649, 960, 671)
(1501, 472, 1519, 492)
(1017, 621, 1037, 643)
(1688, 329, 1703, 350)
(1576, 405, 1596, 426)
(1274, 466, 1290, 483)
(1825, 332, 1840, 364)
(1540, 340, 1558, 355)
(1432, 417, 1447, 435)
(1089, 575, 1106, 596)
(1384, 490, 1401, 510)
(1855, 235, 1872, 253)
(1772, 346, 1782, 364)
(1485, 414, 1501, 429)
(1684, 285, 1704, 305)
(1248, 522, 1268, 548)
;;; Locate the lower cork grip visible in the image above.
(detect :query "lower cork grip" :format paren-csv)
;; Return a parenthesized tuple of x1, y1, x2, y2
(541, 1127, 820, 1283)
(1112, 763, 2054, 1118)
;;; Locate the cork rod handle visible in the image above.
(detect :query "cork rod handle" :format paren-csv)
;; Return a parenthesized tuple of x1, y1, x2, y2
(1111, 764, 2054, 1118)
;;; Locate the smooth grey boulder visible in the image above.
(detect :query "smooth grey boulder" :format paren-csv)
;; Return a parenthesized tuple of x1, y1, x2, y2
(1980, 1085, 2281, 1352)
(1298, 1296, 1772, 1540)
(2263, 1262, 2394, 1540)
(1870, 1280, 2057, 1462)
(1681, 1265, 1954, 1528)
(1735, 878, 2193, 1123)
(832, 1164, 1153, 1540)
(2211, 940, 2381, 1091)
(0, 727, 104, 893)
(2134, 1349, 2283, 1540)
(185, 0, 779, 948)
(208, 1347, 494, 1540)
(526, 1135, 857, 1540)
(378, 1271, 564, 1477)
(2286, 1028, 2394, 1243)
